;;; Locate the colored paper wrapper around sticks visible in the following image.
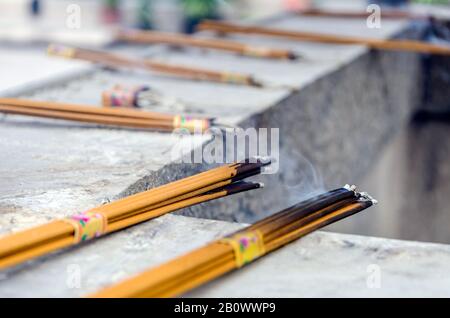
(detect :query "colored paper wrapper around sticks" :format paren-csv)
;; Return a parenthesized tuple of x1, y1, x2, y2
(173, 115, 210, 131)
(221, 72, 251, 85)
(243, 46, 272, 58)
(102, 85, 149, 108)
(47, 44, 76, 59)
(219, 230, 266, 268)
(62, 211, 107, 243)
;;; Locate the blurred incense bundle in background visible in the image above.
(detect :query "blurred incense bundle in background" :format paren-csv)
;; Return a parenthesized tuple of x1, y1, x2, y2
(47, 44, 263, 86)
(102, 84, 188, 110)
(0, 98, 213, 132)
(0, 0, 310, 41)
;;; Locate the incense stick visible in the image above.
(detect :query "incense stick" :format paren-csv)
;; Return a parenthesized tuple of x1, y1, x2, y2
(117, 29, 299, 60)
(91, 186, 376, 297)
(0, 160, 269, 270)
(198, 20, 450, 56)
(0, 98, 211, 132)
(297, 8, 430, 21)
(47, 44, 263, 87)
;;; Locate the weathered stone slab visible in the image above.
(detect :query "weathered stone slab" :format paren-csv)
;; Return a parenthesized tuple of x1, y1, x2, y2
(0, 215, 243, 297)
(188, 229, 450, 298)
(0, 118, 208, 235)
(0, 44, 91, 96)
(1, 214, 449, 298)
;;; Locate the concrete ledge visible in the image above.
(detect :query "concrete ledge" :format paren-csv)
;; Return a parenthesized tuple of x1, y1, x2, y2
(189, 228, 450, 298)
(1, 214, 449, 297)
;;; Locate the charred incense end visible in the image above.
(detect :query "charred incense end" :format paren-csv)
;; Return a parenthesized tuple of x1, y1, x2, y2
(249, 77, 265, 88)
(344, 184, 377, 204)
(359, 192, 378, 205)
(344, 184, 357, 192)
(287, 52, 301, 60)
(253, 155, 272, 166)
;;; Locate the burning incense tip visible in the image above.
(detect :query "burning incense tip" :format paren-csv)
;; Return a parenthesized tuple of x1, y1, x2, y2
(344, 184, 357, 192)
(249, 78, 264, 88)
(258, 156, 276, 165)
(359, 192, 378, 205)
(253, 156, 272, 165)
(288, 52, 301, 60)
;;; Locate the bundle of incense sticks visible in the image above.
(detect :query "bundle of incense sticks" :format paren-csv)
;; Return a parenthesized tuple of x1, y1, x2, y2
(117, 29, 299, 60)
(0, 98, 211, 132)
(0, 159, 269, 270)
(198, 20, 450, 56)
(102, 84, 185, 110)
(92, 185, 376, 297)
(47, 44, 262, 87)
(297, 8, 430, 21)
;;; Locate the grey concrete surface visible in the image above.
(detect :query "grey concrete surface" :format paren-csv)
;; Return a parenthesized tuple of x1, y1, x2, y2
(189, 229, 450, 298)
(0, 215, 243, 297)
(0, 44, 92, 97)
(1, 214, 449, 298)
(0, 117, 208, 235)
(339, 120, 450, 244)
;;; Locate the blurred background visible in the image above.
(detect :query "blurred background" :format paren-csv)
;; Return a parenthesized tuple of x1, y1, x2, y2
(1, 0, 449, 38)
